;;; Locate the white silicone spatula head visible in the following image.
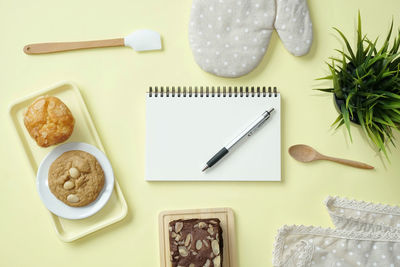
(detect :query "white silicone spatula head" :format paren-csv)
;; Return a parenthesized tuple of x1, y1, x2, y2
(124, 29, 162, 51)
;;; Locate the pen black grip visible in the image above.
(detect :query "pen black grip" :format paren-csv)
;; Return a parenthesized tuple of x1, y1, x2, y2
(207, 148, 229, 167)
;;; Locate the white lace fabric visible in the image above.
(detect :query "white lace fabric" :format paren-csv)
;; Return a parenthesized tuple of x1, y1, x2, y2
(273, 196, 400, 267)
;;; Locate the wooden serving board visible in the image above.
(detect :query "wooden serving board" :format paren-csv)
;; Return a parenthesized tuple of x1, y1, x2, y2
(158, 208, 237, 267)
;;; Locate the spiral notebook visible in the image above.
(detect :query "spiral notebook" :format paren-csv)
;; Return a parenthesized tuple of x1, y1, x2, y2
(145, 86, 281, 181)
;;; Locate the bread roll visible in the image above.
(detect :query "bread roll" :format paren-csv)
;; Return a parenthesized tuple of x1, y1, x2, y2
(24, 96, 75, 147)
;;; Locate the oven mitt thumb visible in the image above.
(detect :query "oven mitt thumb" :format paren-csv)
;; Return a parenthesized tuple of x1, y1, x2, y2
(189, 0, 276, 78)
(274, 0, 313, 56)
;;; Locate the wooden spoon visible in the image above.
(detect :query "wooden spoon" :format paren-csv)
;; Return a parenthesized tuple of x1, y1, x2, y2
(288, 144, 374, 170)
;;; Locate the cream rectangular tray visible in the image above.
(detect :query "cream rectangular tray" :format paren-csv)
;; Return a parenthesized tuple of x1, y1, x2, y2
(8, 80, 128, 242)
(159, 208, 237, 267)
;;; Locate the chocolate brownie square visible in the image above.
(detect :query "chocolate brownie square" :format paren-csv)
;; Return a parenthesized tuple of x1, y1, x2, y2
(169, 218, 223, 267)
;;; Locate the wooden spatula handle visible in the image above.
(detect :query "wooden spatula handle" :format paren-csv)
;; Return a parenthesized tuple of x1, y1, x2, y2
(23, 38, 125, 54)
(322, 156, 374, 170)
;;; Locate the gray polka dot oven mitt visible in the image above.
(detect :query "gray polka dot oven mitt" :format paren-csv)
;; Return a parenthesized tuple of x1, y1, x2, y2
(189, 0, 313, 78)
(273, 196, 400, 267)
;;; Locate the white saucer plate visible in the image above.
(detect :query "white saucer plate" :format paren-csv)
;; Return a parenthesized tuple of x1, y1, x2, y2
(36, 142, 114, 220)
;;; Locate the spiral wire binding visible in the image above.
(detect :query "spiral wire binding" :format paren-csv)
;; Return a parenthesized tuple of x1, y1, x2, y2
(148, 86, 278, 97)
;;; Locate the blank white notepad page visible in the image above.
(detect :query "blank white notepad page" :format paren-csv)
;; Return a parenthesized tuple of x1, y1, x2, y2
(145, 92, 281, 181)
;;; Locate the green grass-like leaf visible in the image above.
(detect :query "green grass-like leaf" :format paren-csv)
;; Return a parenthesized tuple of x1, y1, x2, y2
(316, 12, 400, 160)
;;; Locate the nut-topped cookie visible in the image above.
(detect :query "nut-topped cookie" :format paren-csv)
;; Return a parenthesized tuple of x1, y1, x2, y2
(169, 218, 223, 267)
(48, 150, 105, 207)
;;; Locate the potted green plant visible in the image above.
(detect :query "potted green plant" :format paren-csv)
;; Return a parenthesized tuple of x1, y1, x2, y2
(317, 12, 400, 159)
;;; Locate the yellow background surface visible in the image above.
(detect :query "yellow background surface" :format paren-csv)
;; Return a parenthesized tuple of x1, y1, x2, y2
(1, 0, 400, 266)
